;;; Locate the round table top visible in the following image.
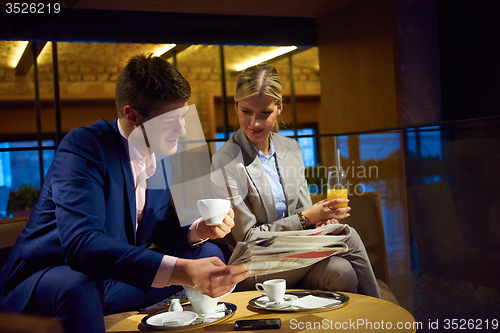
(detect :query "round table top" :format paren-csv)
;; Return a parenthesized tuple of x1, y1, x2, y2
(107, 290, 417, 333)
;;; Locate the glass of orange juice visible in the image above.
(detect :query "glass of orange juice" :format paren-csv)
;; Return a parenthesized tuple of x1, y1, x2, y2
(327, 168, 348, 211)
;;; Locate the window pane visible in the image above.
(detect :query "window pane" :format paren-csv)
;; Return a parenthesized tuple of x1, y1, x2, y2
(405, 126, 443, 185)
(0, 141, 54, 218)
(418, 126, 443, 159)
(296, 128, 316, 167)
(359, 133, 401, 161)
(278, 128, 317, 167)
(337, 135, 349, 159)
(214, 132, 235, 151)
(215, 129, 317, 166)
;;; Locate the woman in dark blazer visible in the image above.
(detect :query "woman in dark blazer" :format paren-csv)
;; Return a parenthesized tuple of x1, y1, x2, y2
(211, 64, 381, 298)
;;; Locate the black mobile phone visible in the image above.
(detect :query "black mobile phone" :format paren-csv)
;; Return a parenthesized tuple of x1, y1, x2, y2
(234, 318, 281, 331)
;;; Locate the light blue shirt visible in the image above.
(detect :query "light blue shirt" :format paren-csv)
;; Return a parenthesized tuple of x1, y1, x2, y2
(251, 138, 287, 220)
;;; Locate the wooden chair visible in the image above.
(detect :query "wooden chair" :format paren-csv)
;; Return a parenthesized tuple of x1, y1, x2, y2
(311, 191, 398, 304)
(0, 216, 28, 269)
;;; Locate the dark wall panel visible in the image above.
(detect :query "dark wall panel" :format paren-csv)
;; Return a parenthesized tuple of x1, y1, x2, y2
(0, 8, 317, 46)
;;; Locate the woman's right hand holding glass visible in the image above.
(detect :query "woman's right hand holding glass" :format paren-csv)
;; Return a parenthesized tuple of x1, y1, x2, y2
(301, 199, 351, 227)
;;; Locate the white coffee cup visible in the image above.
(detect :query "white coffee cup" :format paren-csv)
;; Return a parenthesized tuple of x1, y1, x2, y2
(183, 285, 234, 314)
(255, 279, 286, 303)
(196, 199, 231, 226)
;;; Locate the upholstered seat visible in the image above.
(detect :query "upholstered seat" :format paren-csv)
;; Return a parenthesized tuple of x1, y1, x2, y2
(311, 191, 398, 304)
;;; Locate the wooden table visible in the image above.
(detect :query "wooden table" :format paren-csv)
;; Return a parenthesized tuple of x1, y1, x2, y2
(107, 290, 417, 332)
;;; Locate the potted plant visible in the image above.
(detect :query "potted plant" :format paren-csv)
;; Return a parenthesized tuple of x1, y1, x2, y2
(6, 184, 40, 218)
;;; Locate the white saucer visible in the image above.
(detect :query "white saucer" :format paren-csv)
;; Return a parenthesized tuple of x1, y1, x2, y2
(255, 294, 299, 309)
(145, 311, 198, 327)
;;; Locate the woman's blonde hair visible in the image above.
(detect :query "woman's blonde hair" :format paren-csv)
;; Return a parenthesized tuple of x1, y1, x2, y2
(234, 64, 283, 132)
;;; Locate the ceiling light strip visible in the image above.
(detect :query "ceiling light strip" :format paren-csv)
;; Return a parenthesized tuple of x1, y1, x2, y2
(10, 41, 29, 68)
(234, 46, 297, 72)
(152, 44, 176, 57)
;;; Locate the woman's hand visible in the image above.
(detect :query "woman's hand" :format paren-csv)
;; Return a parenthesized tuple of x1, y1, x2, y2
(197, 208, 235, 240)
(302, 199, 350, 227)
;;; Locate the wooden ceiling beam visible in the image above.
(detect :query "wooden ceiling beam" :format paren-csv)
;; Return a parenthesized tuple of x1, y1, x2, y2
(160, 44, 191, 60)
(15, 41, 47, 75)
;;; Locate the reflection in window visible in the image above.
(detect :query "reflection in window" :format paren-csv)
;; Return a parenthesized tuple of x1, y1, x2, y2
(406, 126, 443, 184)
(359, 132, 401, 161)
(336, 132, 401, 163)
(356, 132, 405, 271)
(406, 126, 442, 160)
(336, 135, 349, 159)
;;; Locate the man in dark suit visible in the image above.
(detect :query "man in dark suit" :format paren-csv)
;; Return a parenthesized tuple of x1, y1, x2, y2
(0, 54, 249, 332)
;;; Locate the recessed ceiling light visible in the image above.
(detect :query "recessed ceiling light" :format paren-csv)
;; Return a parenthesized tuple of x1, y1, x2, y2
(152, 44, 176, 56)
(10, 41, 29, 68)
(234, 46, 297, 72)
(37, 42, 52, 64)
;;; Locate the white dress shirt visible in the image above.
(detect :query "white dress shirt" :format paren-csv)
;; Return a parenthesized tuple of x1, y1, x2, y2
(117, 119, 206, 287)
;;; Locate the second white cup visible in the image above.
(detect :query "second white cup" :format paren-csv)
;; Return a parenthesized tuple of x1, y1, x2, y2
(197, 199, 230, 226)
(255, 279, 286, 303)
(183, 285, 234, 314)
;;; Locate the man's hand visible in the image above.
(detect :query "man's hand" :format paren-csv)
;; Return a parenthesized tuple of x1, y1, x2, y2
(197, 208, 235, 240)
(169, 256, 251, 297)
(315, 218, 340, 228)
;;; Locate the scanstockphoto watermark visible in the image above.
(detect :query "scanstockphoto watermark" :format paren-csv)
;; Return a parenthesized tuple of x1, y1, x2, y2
(289, 318, 423, 331)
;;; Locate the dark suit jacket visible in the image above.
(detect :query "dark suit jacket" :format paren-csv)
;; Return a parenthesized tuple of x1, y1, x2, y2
(0, 119, 191, 312)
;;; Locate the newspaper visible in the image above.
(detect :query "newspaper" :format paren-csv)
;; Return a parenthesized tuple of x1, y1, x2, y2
(228, 224, 350, 276)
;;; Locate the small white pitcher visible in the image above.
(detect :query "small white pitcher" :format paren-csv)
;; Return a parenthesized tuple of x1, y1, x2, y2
(168, 298, 184, 312)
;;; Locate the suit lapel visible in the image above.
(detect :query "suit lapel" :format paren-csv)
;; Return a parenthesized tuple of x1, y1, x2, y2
(109, 120, 137, 245)
(272, 133, 298, 217)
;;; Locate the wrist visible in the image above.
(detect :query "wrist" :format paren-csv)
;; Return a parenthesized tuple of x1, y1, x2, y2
(302, 208, 313, 223)
(297, 211, 310, 229)
(189, 218, 205, 243)
(169, 258, 191, 286)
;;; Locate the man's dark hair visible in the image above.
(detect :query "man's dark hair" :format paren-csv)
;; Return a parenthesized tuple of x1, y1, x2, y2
(115, 53, 191, 118)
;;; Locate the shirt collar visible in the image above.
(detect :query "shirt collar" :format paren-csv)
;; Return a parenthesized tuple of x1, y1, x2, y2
(118, 119, 140, 161)
(117, 119, 157, 182)
(251, 136, 276, 160)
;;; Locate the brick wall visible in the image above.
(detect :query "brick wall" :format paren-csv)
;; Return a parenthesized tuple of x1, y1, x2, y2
(0, 42, 321, 138)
